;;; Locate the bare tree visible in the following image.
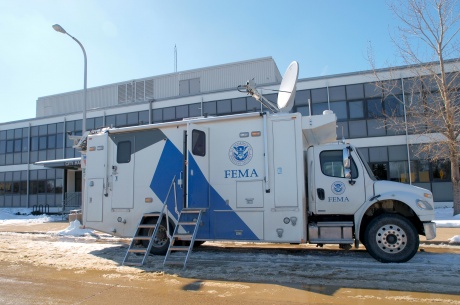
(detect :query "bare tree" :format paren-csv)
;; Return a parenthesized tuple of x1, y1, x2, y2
(369, 0, 460, 215)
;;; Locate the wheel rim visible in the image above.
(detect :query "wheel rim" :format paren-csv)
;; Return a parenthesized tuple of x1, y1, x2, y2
(148, 225, 168, 247)
(375, 224, 408, 254)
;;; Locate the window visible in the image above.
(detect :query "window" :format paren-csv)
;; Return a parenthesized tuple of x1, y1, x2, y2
(370, 163, 388, 180)
(320, 150, 357, 178)
(367, 98, 383, 118)
(117, 141, 131, 163)
(349, 101, 364, 119)
(192, 129, 206, 157)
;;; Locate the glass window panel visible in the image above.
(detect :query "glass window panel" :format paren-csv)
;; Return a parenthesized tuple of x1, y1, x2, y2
(48, 123, 57, 134)
(431, 160, 451, 181)
(192, 129, 206, 157)
(320, 150, 358, 178)
(13, 153, 21, 165)
(13, 181, 20, 194)
(389, 161, 409, 183)
(6, 129, 14, 139)
(47, 169, 55, 179)
(296, 105, 310, 116)
(0, 130, 6, 140)
(369, 146, 388, 162)
(328, 86, 346, 101)
(30, 170, 37, 180)
(367, 119, 386, 137)
(39, 136, 47, 150)
(0, 140, 5, 153)
(55, 178, 63, 194)
(388, 145, 408, 161)
(5, 154, 13, 165)
(39, 125, 47, 136)
(22, 137, 28, 151)
(127, 112, 138, 126)
(312, 102, 328, 115)
(47, 135, 56, 149)
(0, 181, 4, 194)
(152, 109, 163, 123)
(330, 101, 347, 120)
(56, 123, 63, 133)
(86, 118, 95, 130)
(117, 141, 131, 163)
(105, 115, 115, 127)
(6, 140, 13, 153)
(75, 120, 82, 132)
(294, 90, 310, 106)
(56, 169, 64, 179)
(188, 103, 201, 117)
(95, 117, 104, 128)
(31, 126, 39, 137)
(38, 169, 46, 179)
(346, 84, 364, 99)
(20, 181, 27, 194)
(217, 99, 231, 114)
(14, 128, 23, 139)
(116, 113, 127, 127)
(311, 88, 328, 103)
(364, 83, 381, 98)
(37, 180, 46, 194)
(336, 121, 349, 139)
(46, 180, 55, 193)
(203, 101, 217, 116)
(247, 96, 260, 112)
(231, 97, 246, 113)
(29, 180, 38, 194)
(163, 107, 175, 121)
(384, 96, 404, 117)
(367, 98, 384, 118)
(349, 101, 364, 119)
(175, 105, 188, 119)
(56, 133, 63, 149)
(414, 160, 430, 182)
(348, 120, 367, 138)
(0, 155, 5, 166)
(370, 163, 388, 180)
(66, 121, 75, 132)
(138, 111, 149, 125)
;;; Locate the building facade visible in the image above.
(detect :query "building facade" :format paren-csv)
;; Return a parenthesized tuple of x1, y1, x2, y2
(0, 57, 457, 210)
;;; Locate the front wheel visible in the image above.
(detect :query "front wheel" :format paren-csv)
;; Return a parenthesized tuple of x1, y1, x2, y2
(364, 214, 419, 263)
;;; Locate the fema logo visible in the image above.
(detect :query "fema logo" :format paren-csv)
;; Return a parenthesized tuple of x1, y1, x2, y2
(331, 181, 346, 195)
(229, 141, 253, 166)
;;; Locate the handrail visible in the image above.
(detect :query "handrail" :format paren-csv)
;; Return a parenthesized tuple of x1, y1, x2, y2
(161, 176, 177, 240)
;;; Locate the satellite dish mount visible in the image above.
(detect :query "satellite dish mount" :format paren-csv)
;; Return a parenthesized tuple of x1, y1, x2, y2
(238, 61, 299, 113)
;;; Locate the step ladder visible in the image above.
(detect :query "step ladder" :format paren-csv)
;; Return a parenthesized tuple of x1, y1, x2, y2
(122, 212, 166, 266)
(163, 208, 203, 269)
(123, 176, 177, 267)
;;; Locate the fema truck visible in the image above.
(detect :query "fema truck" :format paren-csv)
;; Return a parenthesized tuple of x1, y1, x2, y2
(79, 62, 436, 266)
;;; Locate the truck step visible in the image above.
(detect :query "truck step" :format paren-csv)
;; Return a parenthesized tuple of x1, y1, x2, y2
(178, 221, 197, 226)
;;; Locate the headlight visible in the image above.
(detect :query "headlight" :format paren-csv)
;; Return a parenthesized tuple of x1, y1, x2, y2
(416, 199, 433, 210)
(424, 193, 433, 199)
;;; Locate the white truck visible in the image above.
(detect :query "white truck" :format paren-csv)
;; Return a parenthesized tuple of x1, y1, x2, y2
(79, 62, 436, 265)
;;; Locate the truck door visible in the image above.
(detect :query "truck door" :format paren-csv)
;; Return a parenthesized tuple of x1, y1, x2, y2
(111, 136, 134, 209)
(186, 124, 210, 209)
(313, 147, 366, 215)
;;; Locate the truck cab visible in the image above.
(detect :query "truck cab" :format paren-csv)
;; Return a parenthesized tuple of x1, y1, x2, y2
(305, 141, 436, 263)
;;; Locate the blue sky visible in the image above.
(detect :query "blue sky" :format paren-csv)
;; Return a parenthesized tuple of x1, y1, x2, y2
(0, 0, 403, 123)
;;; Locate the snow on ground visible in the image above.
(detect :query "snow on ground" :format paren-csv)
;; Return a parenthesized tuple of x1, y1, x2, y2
(0, 207, 459, 296)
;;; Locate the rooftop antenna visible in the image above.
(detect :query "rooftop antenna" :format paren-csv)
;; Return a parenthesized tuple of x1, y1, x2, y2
(238, 61, 299, 113)
(174, 44, 177, 72)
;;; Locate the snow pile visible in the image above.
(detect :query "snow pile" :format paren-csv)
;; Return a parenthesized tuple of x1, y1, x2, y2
(0, 208, 62, 224)
(54, 220, 94, 237)
(448, 235, 460, 244)
(433, 207, 460, 228)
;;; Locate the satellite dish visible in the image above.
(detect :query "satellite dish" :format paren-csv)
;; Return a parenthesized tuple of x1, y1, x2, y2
(277, 61, 299, 113)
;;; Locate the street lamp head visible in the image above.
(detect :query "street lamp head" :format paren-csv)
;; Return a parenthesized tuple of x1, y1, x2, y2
(52, 24, 67, 34)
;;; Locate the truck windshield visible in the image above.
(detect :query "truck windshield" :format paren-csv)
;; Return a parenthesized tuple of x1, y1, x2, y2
(356, 148, 377, 181)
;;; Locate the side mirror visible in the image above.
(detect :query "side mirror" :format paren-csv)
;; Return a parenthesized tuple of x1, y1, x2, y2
(343, 147, 354, 184)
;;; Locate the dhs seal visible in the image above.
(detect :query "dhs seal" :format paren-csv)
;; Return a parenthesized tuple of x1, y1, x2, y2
(229, 141, 253, 166)
(331, 181, 346, 195)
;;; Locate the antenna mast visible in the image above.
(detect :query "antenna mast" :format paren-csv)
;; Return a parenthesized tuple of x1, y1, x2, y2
(174, 44, 177, 72)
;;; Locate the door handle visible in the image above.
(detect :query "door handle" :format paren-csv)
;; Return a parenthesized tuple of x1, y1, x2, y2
(317, 188, 325, 200)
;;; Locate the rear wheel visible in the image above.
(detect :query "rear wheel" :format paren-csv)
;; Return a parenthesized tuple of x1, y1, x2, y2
(364, 214, 419, 263)
(141, 217, 174, 255)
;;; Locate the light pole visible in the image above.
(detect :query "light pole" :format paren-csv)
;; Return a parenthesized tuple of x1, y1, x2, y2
(52, 24, 87, 135)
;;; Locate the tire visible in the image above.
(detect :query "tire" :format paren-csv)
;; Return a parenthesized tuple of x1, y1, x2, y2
(364, 214, 419, 263)
(141, 217, 174, 255)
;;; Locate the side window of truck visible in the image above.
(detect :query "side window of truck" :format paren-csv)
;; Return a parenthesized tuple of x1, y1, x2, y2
(117, 141, 131, 163)
(192, 129, 206, 157)
(320, 150, 358, 179)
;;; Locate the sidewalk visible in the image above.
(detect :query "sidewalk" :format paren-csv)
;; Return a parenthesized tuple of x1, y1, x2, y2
(0, 221, 458, 244)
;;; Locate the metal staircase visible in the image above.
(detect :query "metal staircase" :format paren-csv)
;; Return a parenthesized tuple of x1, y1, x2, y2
(122, 176, 177, 267)
(122, 212, 167, 266)
(163, 208, 203, 269)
